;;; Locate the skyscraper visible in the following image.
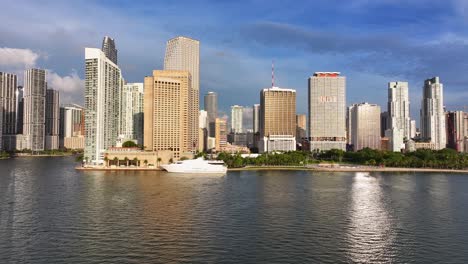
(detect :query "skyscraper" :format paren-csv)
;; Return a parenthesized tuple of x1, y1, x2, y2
(164, 36, 200, 151)
(446, 111, 465, 152)
(120, 83, 144, 144)
(204, 92, 218, 137)
(102, 36, 118, 64)
(421, 77, 446, 150)
(386, 81, 410, 151)
(16, 86, 24, 135)
(199, 110, 208, 152)
(259, 87, 296, 153)
(253, 104, 260, 134)
(144, 70, 194, 159)
(0, 72, 18, 136)
(215, 117, 227, 151)
(45, 89, 60, 150)
(380, 111, 389, 137)
(59, 104, 85, 149)
(410, 120, 417, 139)
(308, 72, 346, 151)
(231, 105, 243, 133)
(23, 69, 47, 151)
(349, 102, 381, 151)
(84, 47, 122, 163)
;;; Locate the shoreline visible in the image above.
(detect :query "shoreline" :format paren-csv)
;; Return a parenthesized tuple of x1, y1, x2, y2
(76, 166, 163, 171)
(227, 166, 468, 174)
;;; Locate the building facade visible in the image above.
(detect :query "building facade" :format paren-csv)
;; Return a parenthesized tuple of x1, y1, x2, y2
(84, 48, 122, 163)
(259, 87, 296, 153)
(144, 70, 194, 159)
(386, 81, 411, 151)
(231, 105, 243, 133)
(349, 102, 381, 151)
(308, 72, 346, 151)
(164, 36, 200, 151)
(420, 77, 446, 150)
(59, 104, 84, 149)
(0, 72, 18, 136)
(102, 36, 118, 64)
(120, 82, 144, 144)
(45, 89, 60, 150)
(215, 117, 227, 151)
(446, 111, 465, 152)
(204, 92, 218, 137)
(253, 104, 260, 134)
(23, 69, 47, 151)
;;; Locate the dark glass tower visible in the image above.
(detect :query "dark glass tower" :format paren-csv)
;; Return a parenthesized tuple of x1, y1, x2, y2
(102, 36, 118, 64)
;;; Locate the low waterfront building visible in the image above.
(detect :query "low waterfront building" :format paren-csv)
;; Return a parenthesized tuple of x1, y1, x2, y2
(104, 149, 175, 168)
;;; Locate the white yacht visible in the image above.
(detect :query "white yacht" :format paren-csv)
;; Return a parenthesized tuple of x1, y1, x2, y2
(161, 158, 228, 174)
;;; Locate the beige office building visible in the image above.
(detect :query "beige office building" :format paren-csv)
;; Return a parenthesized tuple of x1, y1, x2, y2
(215, 117, 227, 151)
(349, 102, 381, 151)
(296, 114, 307, 141)
(308, 72, 346, 151)
(164, 36, 199, 152)
(144, 70, 195, 159)
(259, 87, 296, 153)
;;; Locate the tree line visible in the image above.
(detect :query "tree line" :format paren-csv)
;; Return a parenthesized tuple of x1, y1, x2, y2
(215, 148, 468, 169)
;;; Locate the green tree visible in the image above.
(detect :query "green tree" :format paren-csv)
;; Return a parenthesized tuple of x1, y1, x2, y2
(122, 141, 137, 148)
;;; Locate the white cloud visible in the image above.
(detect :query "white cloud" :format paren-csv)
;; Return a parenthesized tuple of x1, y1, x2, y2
(0, 47, 40, 68)
(47, 70, 84, 105)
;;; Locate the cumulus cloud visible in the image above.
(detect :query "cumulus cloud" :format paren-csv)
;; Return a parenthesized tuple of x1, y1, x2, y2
(0, 47, 41, 68)
(47, 70, 84, 105)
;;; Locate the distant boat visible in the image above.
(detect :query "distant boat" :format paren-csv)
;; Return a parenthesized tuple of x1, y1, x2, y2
(161, 158, 228, 174)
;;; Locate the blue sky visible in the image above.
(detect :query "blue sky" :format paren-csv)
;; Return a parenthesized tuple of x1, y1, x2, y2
(1, 0, 468, 122)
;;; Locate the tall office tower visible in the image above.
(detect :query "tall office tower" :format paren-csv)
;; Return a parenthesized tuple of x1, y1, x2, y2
(308, 72, 346, 151)
(349, 102, 381, 151)
(84, 48, 122, 163)
(199, 110, 208, 152)
(102, 36, 118, 65)
(420, 77, 446, 150)
(410, 120, 417, 139)
(164, 36, 200, 151)
(59, 104, 85, 149)
(144, 70, 193, 159)
(259, 87, 296, 153)
(296, 114, 307, 141)
(380, 111, 389, 137)
(231, 105, 243, 133)
(446, 111, 465, 152)
(23, 69, 47, 151)
(16, 86, 24, 134)
(0, 72, 18, 136)
(45, 89, 60, 150)
(204, 91, 218, 137)
(120, 83, 144, 144)
(386, 81, 410, 151)
(215, 117, 227, 151)
(253, 104, 260, 133)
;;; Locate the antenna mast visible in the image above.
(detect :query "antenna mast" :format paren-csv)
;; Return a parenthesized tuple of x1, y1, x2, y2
(271, 60, 275, 88)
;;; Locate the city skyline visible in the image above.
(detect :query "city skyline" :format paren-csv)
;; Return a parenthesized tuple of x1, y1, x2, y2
(1, 1, 468, 119)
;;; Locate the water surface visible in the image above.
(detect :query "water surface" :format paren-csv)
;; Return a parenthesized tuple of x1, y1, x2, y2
(1, 157, 468, 263)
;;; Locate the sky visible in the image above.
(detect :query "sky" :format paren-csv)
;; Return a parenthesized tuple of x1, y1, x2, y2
(1, 0, 468, 125)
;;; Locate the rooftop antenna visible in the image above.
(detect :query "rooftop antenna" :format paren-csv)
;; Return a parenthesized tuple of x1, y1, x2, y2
(271, 60, 275, 88)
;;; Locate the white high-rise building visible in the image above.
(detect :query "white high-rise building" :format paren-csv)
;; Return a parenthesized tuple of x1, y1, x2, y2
(84, 48, 122, 163)
(120, 83, 144, 144)
(23, 69, 47, 151)
(349, 102, 381, 151)
(421, 77, 446, 150)
(410, 120, 417, 139)
(308, 72, 346, 151)
(164, 36, 200, 152)
(386, 81, 410, 151)
(231, 105, 243, 133)
(199, 110, 207, 129)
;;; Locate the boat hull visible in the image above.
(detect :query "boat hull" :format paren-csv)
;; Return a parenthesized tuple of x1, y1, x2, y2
(161, 165, 227, 174)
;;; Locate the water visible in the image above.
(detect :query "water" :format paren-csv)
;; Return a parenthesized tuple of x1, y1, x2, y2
(1, 157, 468, 263)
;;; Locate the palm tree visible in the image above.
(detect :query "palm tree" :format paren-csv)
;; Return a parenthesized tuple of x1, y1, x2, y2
(104, 156, 109, 167)
(124, 157, 129, 167)
(157, 157, 162, 167)
(144, 160, 148, 167)
(113, 157, 119, 166)
(133, 157, 139, 166)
